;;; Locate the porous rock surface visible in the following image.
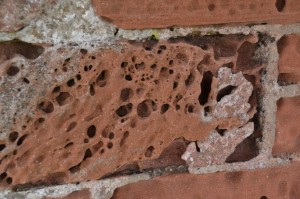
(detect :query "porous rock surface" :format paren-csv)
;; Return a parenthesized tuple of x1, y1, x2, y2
(0, 34, 262, 188)
(111, 161, 300, 199)
(92, 0, 300, 29)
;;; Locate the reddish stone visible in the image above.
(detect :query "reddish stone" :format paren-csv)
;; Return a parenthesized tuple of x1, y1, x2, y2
(273, 96, 300, 155)
(277, 34, 300, 84)
(112, 162, 300, 199)
(0, 35, 262, 187)
(92, 0, 300, 29)
(45, 189, 91, 199)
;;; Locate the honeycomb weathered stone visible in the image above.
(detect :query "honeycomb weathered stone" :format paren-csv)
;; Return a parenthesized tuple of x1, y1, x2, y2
(0, 34, 263, 188)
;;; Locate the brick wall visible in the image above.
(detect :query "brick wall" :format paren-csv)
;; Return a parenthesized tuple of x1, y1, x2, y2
(0, 0, 300, 199)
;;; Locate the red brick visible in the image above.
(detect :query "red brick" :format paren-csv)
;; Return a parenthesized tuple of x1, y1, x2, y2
(273, 96, 300, 155)
(92, 0, 300, 29)
(0, 35, 262, 187)
(278, 34, 300, 83)
(112, 162, 300, 199)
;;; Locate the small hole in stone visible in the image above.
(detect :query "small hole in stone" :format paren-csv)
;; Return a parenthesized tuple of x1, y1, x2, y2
(87, 125, 96, 138)
(6, 177, 12, 184)
(56, 92, 71, 106)
(0, 144, 6, 151)
(116, 103, 133, 117)
(121, 62, 128, 68)
(76, 74, 81, 80)
(23, 78, 30, 84)
(38, 101, 54, 113)
(260, 196, 268, 199)
(96, 70, 108, 87)
(145, 146, 154, 157)
(7, 65, 20, 76)
(37, 118, 45, 123)
(89, 84, 95, 96)
(204, 106, 210, 116)
(9, 132, 19, 142)
(275, 0, 285, 12)
(173, 82, 178, 89)
(198, 71, 213, 105)
(64, 142, 74, 148)
(187, 105, 194, 113)
(93, 141, 103, 151)
(83, 148, 92, 160)
(17, 134, 28, 146)
(120, 131, 129, 146)
(53, 86, 60, 93)
(80, 49, 88, 55)
(67, 79, 75, 87)
(195, 142, 201, 152)
(208, 3, 216, 11)
(169, 60, 174, 66)
(185, 72, 195, 87)
(175, 104, 180, 110)
(216, 126, 226, 136)
(217, 85, 237, 102)
(109, 132, 115, 139)
(151, 64, 157, 70)
(137, 100, 156, 118)
(107, 142, 113, 149)
(161, 104, 170, 114)
(120, 88, 133, 101)
(67, 122, 77, 132)
(159, 45, 167, 50)
(69, 163, 81, 174)
(0, 172, 7, 182)
(135, 62, 145, 70)
(125, 74, 132, 81)
(62, 67, 68, 72)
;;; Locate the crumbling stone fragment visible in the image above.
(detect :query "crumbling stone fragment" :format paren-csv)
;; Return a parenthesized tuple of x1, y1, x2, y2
(0, 35, 262, 188)
(182, 123, 253, 168)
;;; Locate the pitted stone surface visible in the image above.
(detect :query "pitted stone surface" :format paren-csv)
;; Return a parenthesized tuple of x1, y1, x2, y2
(92, 0, 300, 29)
(0, 35, 262, 188)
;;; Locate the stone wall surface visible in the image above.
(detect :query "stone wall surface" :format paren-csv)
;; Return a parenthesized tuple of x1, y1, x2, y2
(0, 0, 300, 199)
